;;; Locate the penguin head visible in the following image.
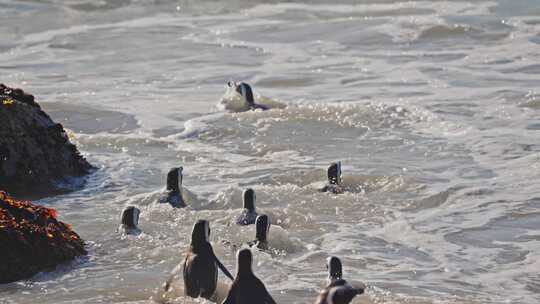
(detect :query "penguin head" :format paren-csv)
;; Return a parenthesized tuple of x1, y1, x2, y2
(191, 219, 210, 247)
(243, 188, 256, 212)
(234, 82, 255, 107)
(255, 214, 270, 242)
(120, 206, 140, 230)
(236, 248, 253, 276)
(327, 162, 342, 185)
(326, 256, 343, 280)
(166, 167, 183, 192)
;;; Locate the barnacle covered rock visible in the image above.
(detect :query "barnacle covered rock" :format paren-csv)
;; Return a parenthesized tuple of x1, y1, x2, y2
(0, 84, 93, 198)
(0, 191, 87, 284)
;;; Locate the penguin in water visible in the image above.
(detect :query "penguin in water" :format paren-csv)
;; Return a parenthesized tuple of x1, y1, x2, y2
(222, 248, 276, 304)
(182, 220, 235, 300)
(247, 214, 270, 251)
(118, 206, 141, 235)
(158, 167, 186, 208)
(314, 256, 364, 304)
(320, 162, 344, 194)
(220, 214, 270, 252)
(236, 188, 258, 226)
(225, 82, 269, 112)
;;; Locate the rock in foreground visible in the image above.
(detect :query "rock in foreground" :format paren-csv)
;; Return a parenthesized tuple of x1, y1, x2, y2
(0, 191, 87, 284)
(0, 84, 93, 198)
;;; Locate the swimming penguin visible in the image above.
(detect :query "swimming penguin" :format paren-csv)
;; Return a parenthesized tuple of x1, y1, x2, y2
(222, 248, 276, 304)
(247, 214, 270, 251)
(158, 167, 186, 208)
(320, 162, 344, 194)
(236, 188, 258, 226)
(229, 81, 269, 112)
(182, 220, 235, 300)
(314, 256, 364, 304)
(118, 206, 141, 235)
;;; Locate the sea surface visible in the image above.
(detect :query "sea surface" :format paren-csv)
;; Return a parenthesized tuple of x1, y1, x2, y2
(1, 0, 540, 303)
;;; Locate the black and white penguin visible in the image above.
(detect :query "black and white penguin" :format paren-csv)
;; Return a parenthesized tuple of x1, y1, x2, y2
(118, 206, 141, 235)
(182, 220, 234, 299)
(158, 167, 186, 208)
(247, 214, 270, 251)
(314, 256, 364, 304)
(222, 248, 276, 304)
(230, 81, 269, 111)
(320, 162, 344, 194)
(236, 188, 258, 226)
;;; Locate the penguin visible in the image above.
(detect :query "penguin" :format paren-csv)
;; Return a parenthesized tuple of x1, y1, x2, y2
(182, 220, 234, 300)
(228, 81, 269, 111)
(118, 206, 141, 235)
(247, 214, 270, 251)
(236, 188, 258, 226)
(158, 167, 186, 208)
(221, 248, 276, 304)
(320, 162, 344, 194)
(314, 256, 364, 304)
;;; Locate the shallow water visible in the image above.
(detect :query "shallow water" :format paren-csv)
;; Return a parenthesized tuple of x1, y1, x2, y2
(1, 0, 540, 303)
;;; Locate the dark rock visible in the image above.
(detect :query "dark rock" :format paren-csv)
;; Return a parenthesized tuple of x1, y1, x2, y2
(0, 191, 87, 284)
(0, 84, 94, 198)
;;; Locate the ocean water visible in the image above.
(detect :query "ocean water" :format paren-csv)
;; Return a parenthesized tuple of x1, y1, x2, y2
(1, 0, 540, 303)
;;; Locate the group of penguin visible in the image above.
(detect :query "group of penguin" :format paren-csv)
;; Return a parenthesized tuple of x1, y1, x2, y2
(118, 82, 364, 304)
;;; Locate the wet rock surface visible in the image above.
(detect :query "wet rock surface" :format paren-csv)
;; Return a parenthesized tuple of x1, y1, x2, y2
(0, 191, 87, 284)
(0, 84, 93, 198)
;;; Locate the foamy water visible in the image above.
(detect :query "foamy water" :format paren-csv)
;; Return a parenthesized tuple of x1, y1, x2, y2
(1, 0, 540, 303)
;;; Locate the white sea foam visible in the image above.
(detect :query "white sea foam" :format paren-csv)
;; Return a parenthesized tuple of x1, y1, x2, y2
(2, 0, 540, 303)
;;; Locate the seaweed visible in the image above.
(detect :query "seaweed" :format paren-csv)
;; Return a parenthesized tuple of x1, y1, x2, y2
(0, 191, 87, 284)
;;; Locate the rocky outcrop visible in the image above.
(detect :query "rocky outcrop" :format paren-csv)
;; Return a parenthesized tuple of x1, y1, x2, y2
(0, 191, 87, 284)
(0, 84, 93, 198)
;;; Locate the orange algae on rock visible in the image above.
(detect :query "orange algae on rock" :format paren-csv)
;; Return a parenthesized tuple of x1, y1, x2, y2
(0, 191, 87, 284)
